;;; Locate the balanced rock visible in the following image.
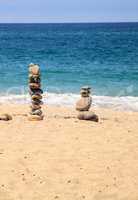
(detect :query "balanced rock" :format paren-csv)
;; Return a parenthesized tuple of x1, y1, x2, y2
(30, 109, 43, 116)
(29, 88, 43, 96)
(29, 64, 40, 75)
(31, 94, 42, 100)
(30, 104, 41, 110)
(80, 86, 91, 97)
(29, 74, 41, 83)
(81, 86, 91, 90)
(32, 99, 43, 105)
(76, 96, 92, 111)
(77, 111, 99, 122)
(80, 90, 90, 97)
(29, 83, 41, 89)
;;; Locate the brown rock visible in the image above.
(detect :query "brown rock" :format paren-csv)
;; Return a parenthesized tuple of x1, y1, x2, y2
(30, 104, 41, 110)
(80, 86, 91, 97)
(80, 90, 90, 97)
(29, 88, 43, 96)
(30, 109, 43, 116)
(0, 114, 12, 121)
(77, 111, 99, 122)
(31, 94, 42, 100)
(32, 99, 43, 105)
(29, 74, 41, 83)
(29, 83, 41, 89)
(76, 97, 92, 111)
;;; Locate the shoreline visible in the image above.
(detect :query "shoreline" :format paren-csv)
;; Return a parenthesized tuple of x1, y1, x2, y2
(0, 103, 138, 116)
(0, 92, 138, 112)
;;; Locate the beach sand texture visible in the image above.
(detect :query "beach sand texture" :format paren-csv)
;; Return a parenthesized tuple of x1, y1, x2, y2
(0, 104, 138, 200)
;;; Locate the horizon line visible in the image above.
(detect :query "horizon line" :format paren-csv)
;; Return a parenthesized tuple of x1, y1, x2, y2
(0, 21, 138, 24)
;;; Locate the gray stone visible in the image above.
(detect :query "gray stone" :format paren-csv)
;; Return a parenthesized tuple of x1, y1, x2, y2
(77, 111, 99, 122)
(81, 86, 91, 90)
(30, 109, 43, 116)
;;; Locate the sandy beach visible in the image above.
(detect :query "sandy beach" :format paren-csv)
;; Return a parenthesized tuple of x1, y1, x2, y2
(0, 104, 137, 200)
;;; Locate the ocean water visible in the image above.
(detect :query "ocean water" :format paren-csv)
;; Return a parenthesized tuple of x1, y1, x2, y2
(0, 23, 138, 110)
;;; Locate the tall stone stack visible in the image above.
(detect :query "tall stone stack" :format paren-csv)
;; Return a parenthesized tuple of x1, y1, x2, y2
(76, 86, 99, 122)
(28, 63, 44, 121)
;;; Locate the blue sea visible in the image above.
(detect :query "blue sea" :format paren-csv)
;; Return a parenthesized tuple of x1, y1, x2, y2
(0, 23, 138, 110)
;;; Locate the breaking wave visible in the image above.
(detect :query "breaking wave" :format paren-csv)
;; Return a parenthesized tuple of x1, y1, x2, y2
(0, 92, 138, 112)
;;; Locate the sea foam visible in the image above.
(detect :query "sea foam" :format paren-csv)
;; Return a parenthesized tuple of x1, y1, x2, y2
(0, 92, 138, 112)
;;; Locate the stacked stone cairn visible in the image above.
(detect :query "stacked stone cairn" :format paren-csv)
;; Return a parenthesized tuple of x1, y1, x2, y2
(28, 63, 44, 121)
(76, 86, 99, 122)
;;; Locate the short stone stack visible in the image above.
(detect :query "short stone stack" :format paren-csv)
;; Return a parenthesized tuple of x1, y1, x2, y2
(28, 63, 44, 121)
(76, 86, 99, 122)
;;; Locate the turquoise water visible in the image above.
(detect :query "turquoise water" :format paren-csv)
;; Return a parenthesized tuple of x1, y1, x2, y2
(0, 23, 138, 110)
